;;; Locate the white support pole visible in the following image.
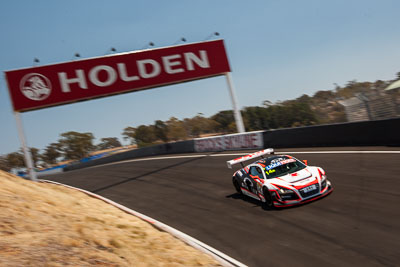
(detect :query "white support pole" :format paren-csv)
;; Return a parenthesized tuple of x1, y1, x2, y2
(225, 72, 245, 133)
(14, 112, 37, 181)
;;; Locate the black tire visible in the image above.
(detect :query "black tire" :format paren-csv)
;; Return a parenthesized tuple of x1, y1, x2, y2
(262, 187, 274, 208)
(232, 177, 242, 195)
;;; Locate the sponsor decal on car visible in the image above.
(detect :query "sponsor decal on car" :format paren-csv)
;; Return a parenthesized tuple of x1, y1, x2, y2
(270, 158, 285, 164)
(265, 158, 296, 170)
(265, 169, 276, 175)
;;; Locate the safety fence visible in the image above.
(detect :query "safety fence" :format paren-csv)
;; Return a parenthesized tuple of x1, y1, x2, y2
(339, 91, 399, 122)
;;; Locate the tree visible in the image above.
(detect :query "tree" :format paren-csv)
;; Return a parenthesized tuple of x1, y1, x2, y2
(373, 80, 387, 90)
(166, 117, 188, 141)
(30, 147, 40, 168)
(133, 125, 156, 147)
(262, 100, 273, 107)
(97, 137, 122, 150)
(211, 110, 235, 133)
(122, 124, 161, 147)
(0, 155, 11, 172)
(313, 90, 335, 101)
(6, 151, 25, 169)
(242, 106, 270, 131)
(122, 127, 136, 145)
(286, 101, 318, 127)
(41, 143, 61, 166)
(2, 149, 42, 170)
(336, 80, 373, 98)
(183, 114, 220, 137)
(58, 131, 95, 160)
(154, 120, 169, 142)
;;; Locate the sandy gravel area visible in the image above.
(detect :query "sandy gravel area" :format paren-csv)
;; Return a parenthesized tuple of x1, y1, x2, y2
(0, 170, 220, 266)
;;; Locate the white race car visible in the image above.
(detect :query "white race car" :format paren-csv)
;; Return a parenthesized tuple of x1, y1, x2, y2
(227, 149, 333, 208)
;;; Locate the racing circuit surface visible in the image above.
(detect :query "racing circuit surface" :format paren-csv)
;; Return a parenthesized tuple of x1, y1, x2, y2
(45, 147, 400, 267)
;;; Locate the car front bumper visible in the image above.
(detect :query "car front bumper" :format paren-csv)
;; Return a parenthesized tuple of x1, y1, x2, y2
(273, 181, 333, 208)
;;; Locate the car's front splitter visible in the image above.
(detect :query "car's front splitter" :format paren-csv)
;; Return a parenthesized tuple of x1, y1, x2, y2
(273, 185, 333, 208)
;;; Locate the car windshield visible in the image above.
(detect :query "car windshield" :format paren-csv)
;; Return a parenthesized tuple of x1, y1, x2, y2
(264, 159, 306, 179)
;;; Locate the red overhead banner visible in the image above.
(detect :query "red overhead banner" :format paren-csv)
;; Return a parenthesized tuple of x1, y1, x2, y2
(5, 40, 231, 112)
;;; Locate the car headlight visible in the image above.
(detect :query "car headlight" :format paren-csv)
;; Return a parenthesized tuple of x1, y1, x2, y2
(277, 187, 294, 194)
(276, 186, 298, 200)
(321, 175, 327, 189)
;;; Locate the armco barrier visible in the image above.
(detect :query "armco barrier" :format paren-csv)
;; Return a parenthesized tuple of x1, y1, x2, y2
(64, 118, 399, 171)
(37, 167, 64, 177)
(263, 118, 400, 148)
(64, 140, 195, 171)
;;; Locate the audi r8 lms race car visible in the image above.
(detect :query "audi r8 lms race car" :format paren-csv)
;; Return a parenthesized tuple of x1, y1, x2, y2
(227, 149, 333, 208)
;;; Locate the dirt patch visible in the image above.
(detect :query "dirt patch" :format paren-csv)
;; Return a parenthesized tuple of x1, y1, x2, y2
(0, 170, 220, 266)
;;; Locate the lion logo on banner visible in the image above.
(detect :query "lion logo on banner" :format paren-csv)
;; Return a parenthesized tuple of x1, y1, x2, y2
(20, 73, 52, 101)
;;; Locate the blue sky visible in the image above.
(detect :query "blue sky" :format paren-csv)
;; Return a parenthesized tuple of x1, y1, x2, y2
(1, 0, 400, 154)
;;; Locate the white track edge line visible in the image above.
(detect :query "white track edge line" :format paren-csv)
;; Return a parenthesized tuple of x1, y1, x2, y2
(211, 151, 400, 157)
(71, 150, 399, 171)
(39, 179, 247, 267)
(279, 151, 400, 154)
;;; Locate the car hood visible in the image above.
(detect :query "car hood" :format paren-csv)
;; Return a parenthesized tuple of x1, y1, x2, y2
(277, 168, 315, 184)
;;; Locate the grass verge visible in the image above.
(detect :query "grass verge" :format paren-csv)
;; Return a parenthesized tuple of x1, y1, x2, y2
(0, 170, 220, 266)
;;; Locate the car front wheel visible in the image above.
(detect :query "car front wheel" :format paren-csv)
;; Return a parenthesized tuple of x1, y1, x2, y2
(262, 187, 274, 208)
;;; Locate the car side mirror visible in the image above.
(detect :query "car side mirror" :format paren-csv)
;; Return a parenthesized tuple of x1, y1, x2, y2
(302, 160, 308, 165)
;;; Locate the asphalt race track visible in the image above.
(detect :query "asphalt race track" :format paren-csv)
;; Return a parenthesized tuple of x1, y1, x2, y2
(46, 148, 400, 267)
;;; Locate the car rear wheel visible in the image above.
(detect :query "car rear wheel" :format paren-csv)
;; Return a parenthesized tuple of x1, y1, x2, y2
(262, 187, 274, 208)
(232, 177, 242, 195)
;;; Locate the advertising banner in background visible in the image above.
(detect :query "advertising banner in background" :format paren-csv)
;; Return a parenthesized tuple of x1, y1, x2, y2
(194, 131, 264, 152)
(5, 40, 230, 112)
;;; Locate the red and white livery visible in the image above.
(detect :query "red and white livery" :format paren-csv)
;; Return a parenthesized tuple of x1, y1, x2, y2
(228, 149, 333, 208)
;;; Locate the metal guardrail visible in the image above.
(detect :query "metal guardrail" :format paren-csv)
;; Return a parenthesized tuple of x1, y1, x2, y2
(61, 118, 400, 172)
